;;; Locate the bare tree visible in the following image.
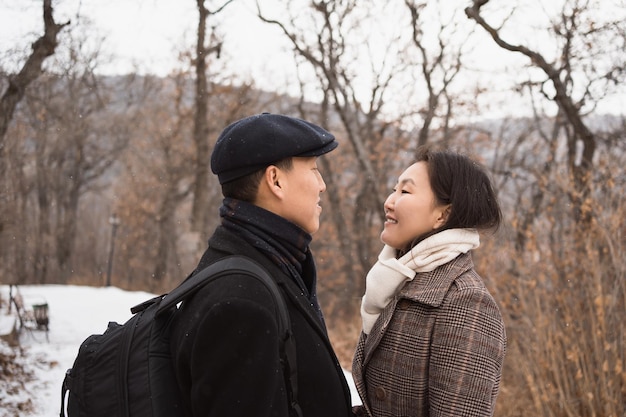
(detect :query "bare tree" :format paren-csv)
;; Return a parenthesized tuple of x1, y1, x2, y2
(7, 22, 132, 283)
(0, 0, 68, 144)
(190, 0, 233, 237)
(0, 0, 67, 261)
(113, 73, 195, 291)
(464, 2, 626, 414)
(112, 70, 271, 292)
(256, 1, 482, 330)
(465, 0, 625, 225)
(256, 1, 411, 320)
(404, 0, 467, 149)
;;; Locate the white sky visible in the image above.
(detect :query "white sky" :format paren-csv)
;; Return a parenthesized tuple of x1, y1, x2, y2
(0, 0, 293, 84)
(0, 0, 623, 117)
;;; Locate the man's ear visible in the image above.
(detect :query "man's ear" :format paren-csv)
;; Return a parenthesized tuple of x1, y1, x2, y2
(263, 165, 284, 199)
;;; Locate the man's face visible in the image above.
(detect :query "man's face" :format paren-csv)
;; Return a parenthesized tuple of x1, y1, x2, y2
(277, 156, 327, 234)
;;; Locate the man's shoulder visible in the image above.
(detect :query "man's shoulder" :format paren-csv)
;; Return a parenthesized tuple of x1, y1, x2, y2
(206, 225, 253, 255)
(192, 258, 276, 292)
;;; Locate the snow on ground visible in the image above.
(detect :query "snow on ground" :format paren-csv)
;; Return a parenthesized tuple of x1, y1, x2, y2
(0, 284, 360, 417)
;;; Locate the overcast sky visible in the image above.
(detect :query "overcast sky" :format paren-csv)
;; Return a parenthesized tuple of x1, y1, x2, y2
(0, 0, 623, 117)
(0, 0, 291, 82)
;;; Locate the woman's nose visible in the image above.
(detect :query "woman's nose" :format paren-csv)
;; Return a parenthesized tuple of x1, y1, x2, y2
(383, 193, 395, 211)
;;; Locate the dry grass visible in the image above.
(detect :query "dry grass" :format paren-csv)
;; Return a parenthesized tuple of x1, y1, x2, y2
(476, 204, 625, 416)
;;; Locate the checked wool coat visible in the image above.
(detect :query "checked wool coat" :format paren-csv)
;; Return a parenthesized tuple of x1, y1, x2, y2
(352, 252, 506, 417)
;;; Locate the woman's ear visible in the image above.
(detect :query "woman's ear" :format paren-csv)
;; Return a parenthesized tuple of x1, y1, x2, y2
(434, 204, 451, 228)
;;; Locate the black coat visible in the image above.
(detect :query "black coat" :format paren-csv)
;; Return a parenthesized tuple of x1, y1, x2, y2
(170, 226, 353, 417)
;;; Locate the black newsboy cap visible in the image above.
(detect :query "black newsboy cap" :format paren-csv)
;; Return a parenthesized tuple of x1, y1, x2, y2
(211, 113, 338, 184)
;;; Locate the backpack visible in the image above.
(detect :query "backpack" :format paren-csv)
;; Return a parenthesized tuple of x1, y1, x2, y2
(60, 255, 301, 417)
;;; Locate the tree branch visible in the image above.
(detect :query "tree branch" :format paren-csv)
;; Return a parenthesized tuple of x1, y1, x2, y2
(465, 0, 597, 224)
(0, 0, 69, 143)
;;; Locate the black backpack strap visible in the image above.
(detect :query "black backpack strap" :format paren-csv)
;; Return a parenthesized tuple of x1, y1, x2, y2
(60, 370, 70, 417)
(157, 255, 302, 417)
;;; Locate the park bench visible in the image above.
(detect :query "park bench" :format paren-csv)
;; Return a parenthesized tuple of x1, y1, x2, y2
(8, 285, 49, 341)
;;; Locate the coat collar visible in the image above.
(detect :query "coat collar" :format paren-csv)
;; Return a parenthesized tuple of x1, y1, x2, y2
(398, 251, 474, 307)
(207, 226, 330, 337)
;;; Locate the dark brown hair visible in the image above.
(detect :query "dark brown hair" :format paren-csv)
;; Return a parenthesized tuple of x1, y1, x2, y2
(221, 157, 294, 202)
(408, 145, 502, 248)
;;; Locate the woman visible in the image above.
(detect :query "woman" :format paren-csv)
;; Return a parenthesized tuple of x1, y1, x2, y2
(352, 146, 506, 417)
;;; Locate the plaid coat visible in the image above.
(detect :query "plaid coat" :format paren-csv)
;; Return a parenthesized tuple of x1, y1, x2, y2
(352, 252, 506, 417)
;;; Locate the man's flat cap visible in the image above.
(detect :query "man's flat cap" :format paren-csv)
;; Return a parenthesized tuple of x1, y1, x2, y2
(211, 113, 338, 184)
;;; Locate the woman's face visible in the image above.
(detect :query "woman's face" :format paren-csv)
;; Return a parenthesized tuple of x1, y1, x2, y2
(380, 162, 449, 250)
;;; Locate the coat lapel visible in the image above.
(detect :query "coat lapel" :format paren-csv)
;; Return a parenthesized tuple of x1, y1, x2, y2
(277, 277, 330, 338)
(361, 296, 399, 365)
(357, 253, 475, 381)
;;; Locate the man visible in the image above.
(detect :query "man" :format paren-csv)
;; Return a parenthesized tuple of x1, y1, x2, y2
(170, 113, 353, 417)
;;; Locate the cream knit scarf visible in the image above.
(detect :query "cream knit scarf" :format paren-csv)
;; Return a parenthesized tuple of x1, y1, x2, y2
(360, 228, 480, 334)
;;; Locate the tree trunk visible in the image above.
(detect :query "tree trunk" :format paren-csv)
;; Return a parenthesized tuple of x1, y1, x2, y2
(0, 0, 67, 251)
(190, 0, 211, 235)
(190, 0, 228, 236)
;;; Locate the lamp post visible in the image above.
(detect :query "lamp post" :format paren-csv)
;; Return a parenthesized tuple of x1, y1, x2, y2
(105, 213, 121, 287)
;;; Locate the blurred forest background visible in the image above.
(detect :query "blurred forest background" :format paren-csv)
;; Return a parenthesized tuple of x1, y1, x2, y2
(0, 0, 624, 416)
